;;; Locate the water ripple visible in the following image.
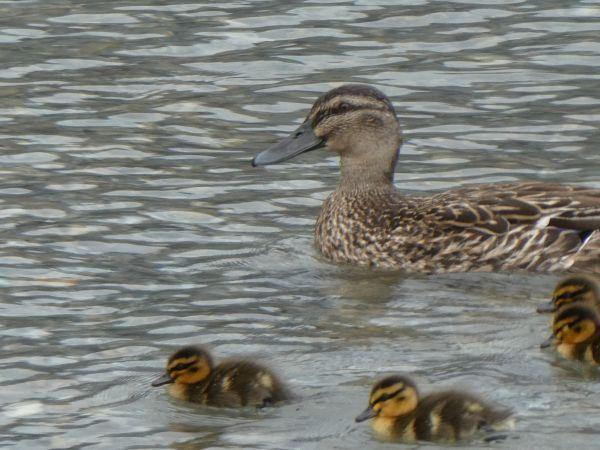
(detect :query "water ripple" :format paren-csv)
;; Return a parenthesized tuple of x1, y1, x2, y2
(1, 0, 599, 449)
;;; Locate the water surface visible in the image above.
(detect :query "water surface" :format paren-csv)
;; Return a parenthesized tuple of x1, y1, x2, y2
(1, 0, 600, 449)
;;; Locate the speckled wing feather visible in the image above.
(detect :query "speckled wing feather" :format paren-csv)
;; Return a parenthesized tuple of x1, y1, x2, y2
(436, 182, 600, 225)
(423, 182, 600, 271)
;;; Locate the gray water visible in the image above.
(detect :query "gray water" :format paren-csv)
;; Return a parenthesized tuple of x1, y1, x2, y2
(1, 0, 600, 449)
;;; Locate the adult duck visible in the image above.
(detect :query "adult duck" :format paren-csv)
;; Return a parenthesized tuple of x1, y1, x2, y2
(252, 84, 600, 273)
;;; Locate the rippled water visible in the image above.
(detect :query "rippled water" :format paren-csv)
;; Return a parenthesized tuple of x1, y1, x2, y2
(1, 0, 600, 448)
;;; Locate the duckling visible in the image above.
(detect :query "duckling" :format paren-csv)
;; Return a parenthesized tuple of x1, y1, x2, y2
(252, 84, 600, 273)
(537, 275, 600, 348)
(151, 345, 290, 407)
(552, 304, 600, 364)
(537, 275, 600, 313)
(355, 375, 512, 443)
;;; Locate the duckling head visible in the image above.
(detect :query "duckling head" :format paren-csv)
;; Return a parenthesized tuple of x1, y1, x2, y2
(253, 84, 402, 186)
(355, 375, 419, 422)
(151, 345, 213, 387)
(537, 275, 599, 313)
(553, 305, 600, 345)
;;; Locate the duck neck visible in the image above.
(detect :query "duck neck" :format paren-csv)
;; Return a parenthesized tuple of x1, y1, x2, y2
(338, 152, 398, 193)
(336, 127, 401, 193)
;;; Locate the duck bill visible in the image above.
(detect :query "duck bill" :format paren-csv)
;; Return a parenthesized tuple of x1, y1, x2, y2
(151, 372, 175, 387)
(252, 122, 324, 167)
(355, 405, 378, 423)
(539, 334, 555, 349)
(536, 301, 555, 313)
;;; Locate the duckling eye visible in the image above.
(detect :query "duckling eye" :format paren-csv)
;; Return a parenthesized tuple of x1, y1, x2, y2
(373, 388, 404, 404)
(171, 361, 195, 372)
(573, 325, 582, 333)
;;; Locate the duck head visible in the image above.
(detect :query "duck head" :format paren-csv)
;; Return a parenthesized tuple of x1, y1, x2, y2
(355, 374, 419, 422)
(537, 275, 600, 313)
(552, 304, 600, 345)
(151, 345, 213, 387)
(253, 84, 402, 187)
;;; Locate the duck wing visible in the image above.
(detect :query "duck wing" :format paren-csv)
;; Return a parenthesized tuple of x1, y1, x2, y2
(427, 182, 600, 237)
(460, 182, 600, 229)
(418, 182, 600, 272)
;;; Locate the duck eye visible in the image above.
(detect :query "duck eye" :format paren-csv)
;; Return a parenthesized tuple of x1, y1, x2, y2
(573, 325, 582, 333)
(339, 102, 351, 111)
(171, 361, 195, 372)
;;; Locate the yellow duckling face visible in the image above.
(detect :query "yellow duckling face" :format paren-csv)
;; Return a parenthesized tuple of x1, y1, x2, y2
(553, 305, 600, 345)
(356, 375, 419, 422)
(537, 275, 599, 313)
(151, 346, 213, 387)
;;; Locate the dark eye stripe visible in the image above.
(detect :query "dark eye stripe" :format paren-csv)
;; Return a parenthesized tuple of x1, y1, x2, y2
(372, 388, 403, 405)
(554, 287, 589, 303)
(170, 361, 195, 372)
(311, 102, 390, 127)
(312, 103, 360, 125)
(555, 317, 584, 333)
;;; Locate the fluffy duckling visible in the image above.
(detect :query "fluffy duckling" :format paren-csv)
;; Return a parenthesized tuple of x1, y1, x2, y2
(537, 275, 600, 313)
(151, 345, 290, 407)
(355, 375, 512, 443)
(538, 275, 600, 348)
(552, 304, 600, 364)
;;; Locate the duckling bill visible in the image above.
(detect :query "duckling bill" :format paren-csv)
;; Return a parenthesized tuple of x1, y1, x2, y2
(252, 84, 600, 273)
(151, 345, 290, 407)
(356, 375, 512, 443)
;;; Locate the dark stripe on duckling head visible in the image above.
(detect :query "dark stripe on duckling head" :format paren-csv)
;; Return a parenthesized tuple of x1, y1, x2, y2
(372, 387, 405, 405)
(554, 287, 591, 307)
(169, 360, 197, 372)
(372, 374, 415, 392)
(553, 305, 599, 333)
(554, 275, 597, 295)
(370, 375, 418, 406)
(167, 345, 213, 367)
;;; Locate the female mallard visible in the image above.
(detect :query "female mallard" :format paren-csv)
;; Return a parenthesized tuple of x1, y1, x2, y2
(151, 345, 290, 407)
(355, 375, 512, 442)
(552, 304, 600, 364)
(252, 84, 600, 273)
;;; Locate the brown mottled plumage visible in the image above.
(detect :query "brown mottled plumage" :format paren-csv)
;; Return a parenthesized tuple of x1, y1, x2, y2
(355, 375, 512, 443)
(552, 304, 600, 364)
(252, 84, 600, 273)
(151, 346, 290, 407)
